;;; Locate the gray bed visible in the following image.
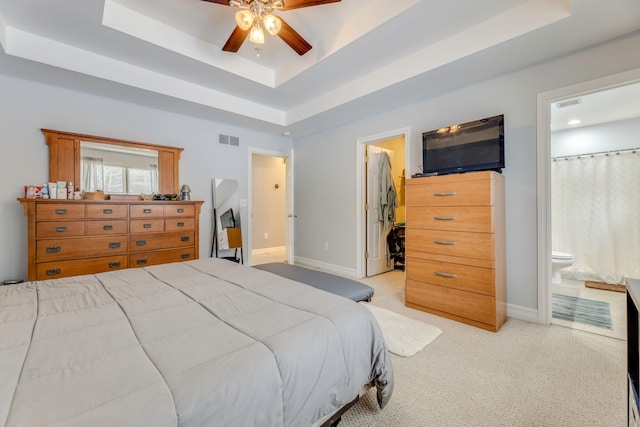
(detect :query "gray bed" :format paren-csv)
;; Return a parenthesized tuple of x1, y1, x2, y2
(0, 258, 393, 427)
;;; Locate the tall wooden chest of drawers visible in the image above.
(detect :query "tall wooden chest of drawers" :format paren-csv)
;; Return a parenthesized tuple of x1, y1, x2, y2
(405, 171, 506, 332)
(19, 199, 203, 281)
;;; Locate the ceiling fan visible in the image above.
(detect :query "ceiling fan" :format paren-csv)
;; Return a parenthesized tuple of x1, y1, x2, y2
(200, 0, 341, 56)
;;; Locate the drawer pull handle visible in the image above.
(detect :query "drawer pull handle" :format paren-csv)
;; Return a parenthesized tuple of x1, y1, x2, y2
(103, 209, 113, 214)
(143, 223, 152, 229)
(55, 226, 67, 232)
(46, 246, 61, 253)
(434, 216, 456, 221)
(180, 253, 190, 259)
(177, 222, 185, 227)
(177, 208, 185, 213)
(109, 262, 121, 268)
(434, 240, 457, 245)
(180, 236, 190, 242)
(143, 209, 152, 214)
(136, 240, 147, 246)
(103, 225, 113, 231)
(433, 192, 456, 197)
(109, 242, 121, 249)
(55, 209, 67, 214)
(434, 271, 457, 279)
(46, 268, 61, 276)
(136, 259, 148, 265)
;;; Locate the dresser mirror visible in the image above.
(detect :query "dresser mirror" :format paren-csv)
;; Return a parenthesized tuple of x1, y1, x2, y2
(43, 129, 183, 195)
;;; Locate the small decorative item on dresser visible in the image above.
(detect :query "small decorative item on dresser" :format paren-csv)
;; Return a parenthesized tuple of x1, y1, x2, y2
(180, 185, 191, 200)
(84, 191, 108, 200)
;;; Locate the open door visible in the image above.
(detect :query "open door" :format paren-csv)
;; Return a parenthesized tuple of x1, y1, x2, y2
(285, 148, 295, 264)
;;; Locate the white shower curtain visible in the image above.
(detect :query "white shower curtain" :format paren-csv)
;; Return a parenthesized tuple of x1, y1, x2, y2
(552, 150, 640, 284)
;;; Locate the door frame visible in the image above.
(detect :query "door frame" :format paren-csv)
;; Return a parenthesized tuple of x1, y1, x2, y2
(248, 146, 294, 266)
(355, 127, 411, 278)
(536, 67, 640, 324)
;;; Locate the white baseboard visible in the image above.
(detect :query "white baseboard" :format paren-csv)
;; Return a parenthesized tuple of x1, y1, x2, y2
(251, 246, 285, 255)
(507, 303, 539, 323)
(294, 256, 357, 279)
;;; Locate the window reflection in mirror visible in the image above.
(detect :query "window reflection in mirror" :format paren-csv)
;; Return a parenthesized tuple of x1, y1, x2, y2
(80, 141, 159, 194)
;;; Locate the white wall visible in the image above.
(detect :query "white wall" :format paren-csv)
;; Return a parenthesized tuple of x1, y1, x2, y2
(0, 74, 292, 281)
(293, 32, 640, 315)
(551, 117, 640, 157)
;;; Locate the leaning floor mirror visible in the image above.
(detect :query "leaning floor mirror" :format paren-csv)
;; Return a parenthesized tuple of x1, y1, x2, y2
(211, 178, 243, 263)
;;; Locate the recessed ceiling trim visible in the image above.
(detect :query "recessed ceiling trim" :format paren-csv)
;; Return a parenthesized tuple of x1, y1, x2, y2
(103, 0, 276, 88)
(3, 26, 286, 125)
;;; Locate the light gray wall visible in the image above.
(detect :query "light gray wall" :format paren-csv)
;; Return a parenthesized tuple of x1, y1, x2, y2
(293, 32, 640, 313)
(551, 116, 640, 157)
(1, 74, 292, 281)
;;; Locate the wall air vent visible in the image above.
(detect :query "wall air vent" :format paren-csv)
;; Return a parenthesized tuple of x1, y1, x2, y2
(219, 134, 229, 145)
(556, 98, 582, 108)
(229, 136, 239, 147)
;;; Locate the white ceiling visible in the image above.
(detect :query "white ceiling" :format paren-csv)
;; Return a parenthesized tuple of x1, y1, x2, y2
(0, 0, 639, 137)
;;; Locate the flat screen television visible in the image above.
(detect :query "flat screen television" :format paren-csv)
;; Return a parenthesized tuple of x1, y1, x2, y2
(422, 114, 504, 175)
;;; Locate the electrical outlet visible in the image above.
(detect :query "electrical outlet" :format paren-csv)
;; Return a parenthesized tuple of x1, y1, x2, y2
(264, 233, 268, 240)
(324, 242, 329, 250)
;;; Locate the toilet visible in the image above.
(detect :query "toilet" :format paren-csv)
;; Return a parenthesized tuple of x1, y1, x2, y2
(551, 251, 574, 283)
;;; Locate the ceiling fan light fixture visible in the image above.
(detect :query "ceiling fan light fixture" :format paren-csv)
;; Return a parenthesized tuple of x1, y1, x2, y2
(249, 23, 265, 44)
(263, 14, 282, 35)
(235, 10, 254, 30)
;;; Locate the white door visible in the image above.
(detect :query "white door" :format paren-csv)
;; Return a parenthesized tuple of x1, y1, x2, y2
(285, 148, 295, 264)
(366, 145, 394, 276)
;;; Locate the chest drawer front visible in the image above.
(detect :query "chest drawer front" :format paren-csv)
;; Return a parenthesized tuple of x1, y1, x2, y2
(130, 219, 165, 233)
(405, 228, 494, 260)
(129, 231, 195, 252)
(406, 176, 492, 207)
(86, 220, 128, 236)
(36, 256, 128, 280)
(86, 204, 128, 219)
(36, 221, 85, 239)
(166, 204, 194, 217)
(166, 218, 195, 231)
(130, 205, 165, 218)
(407, 206, 494, 233)
(406, 279, 496, 326)
(130, 247, 196, 267)
(36, 204, 85, 220)
(406, 257, 495, 296)
(37, 236, 128, 261)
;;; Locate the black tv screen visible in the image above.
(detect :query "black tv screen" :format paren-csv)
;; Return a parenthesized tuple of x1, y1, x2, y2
(422, 114, 504, 175)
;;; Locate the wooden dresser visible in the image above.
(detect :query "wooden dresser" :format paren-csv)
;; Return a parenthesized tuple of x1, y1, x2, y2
(19, 199, 203, 281)
(404, 171, 506, 332)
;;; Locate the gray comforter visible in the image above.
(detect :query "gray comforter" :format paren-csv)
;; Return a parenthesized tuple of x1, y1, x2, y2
(0, 258, 393, 427)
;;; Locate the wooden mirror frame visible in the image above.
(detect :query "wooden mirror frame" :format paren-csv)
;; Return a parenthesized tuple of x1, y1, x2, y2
(43, 129, 183, 195)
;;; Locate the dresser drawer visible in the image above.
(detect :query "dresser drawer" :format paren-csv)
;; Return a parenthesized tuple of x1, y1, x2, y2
(36, 204, 84, 220)
(406, 175, 493, 206)
(166, 218, 194, 231)
(129, 231, 195, 252)
(130, 219, 165, 233)
(86, 204, 128, 219)
(36, 256, 128, 280)
(407, 206, 494, 233)
(36, 221, 85, 238)
(130, 248, 196, 268)
(166, 204, 194, 217)
(130, 204, 165, 218)
(406, 279, 496, 326)
(406, 257, 495, 296)
(86, 220, 128, 236)
(36, 236, 128, 261)
(405, 228, 494, 260)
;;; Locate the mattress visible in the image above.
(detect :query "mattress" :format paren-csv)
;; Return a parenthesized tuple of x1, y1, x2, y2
(253, 262, 375, 302)
(0, 258, 393, 427)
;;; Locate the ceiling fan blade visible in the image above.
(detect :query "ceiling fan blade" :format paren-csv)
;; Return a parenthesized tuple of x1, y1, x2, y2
(277, 18, 312, 55)
(222, 26, 250, 52)
(199, 0, 231, 5)
(280, 0, 341, 11)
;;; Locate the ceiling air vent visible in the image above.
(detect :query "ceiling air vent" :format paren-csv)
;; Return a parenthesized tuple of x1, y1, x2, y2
(556, 98, 582, 108)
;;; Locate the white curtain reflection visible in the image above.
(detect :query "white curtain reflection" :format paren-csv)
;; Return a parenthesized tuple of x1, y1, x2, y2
(82, 156, 104, 192)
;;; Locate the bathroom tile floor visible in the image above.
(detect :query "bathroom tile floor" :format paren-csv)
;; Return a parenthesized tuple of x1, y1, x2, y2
(551, 278, 626, 340)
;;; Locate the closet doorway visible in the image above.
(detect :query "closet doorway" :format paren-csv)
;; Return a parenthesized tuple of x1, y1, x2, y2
(355, 128, 410, 278)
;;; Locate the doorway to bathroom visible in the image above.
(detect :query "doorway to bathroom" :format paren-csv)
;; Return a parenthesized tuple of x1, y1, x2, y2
(538, 71, 640, 339)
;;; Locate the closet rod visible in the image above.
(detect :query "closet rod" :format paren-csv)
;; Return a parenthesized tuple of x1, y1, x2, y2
(552, 147, 639, 161)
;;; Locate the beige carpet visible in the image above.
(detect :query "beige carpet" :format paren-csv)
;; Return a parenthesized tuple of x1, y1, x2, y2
(342, 287, 626, 427)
